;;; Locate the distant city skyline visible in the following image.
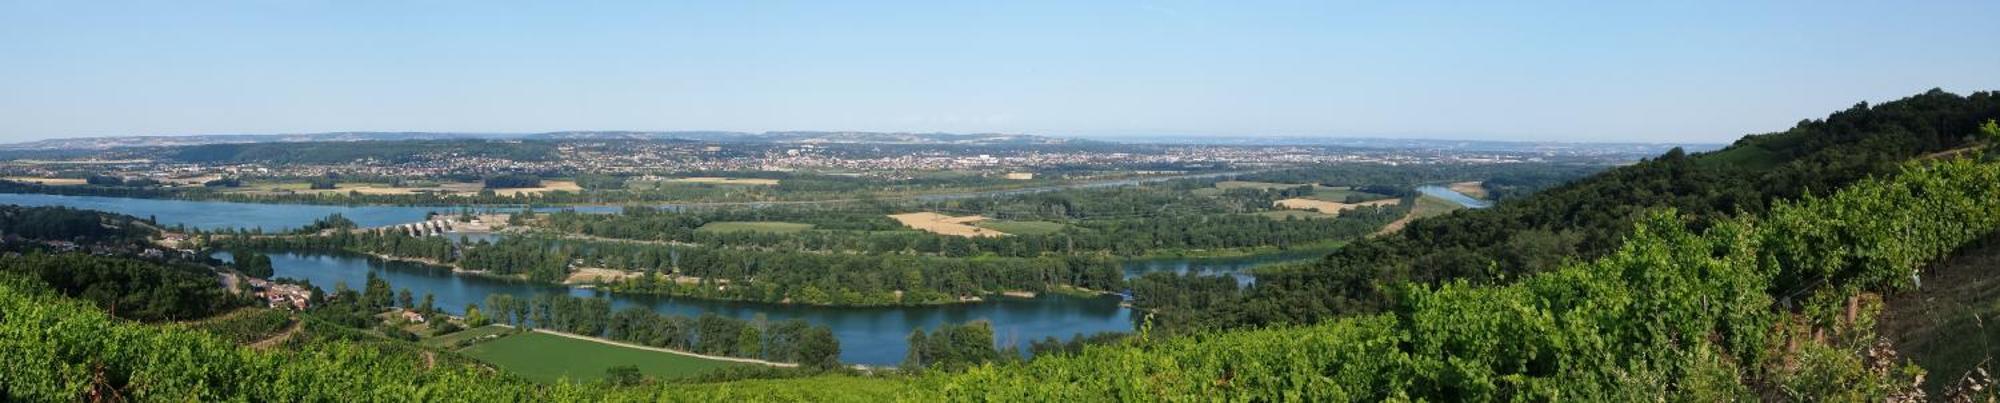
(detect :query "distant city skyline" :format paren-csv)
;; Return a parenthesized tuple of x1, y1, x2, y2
(2, 1, 1996, 143)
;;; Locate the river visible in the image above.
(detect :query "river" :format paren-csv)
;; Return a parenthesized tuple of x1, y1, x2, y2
(0, 192, 1316, 365)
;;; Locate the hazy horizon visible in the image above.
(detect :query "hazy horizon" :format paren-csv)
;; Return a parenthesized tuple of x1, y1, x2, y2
(3, 1, 1996, 144)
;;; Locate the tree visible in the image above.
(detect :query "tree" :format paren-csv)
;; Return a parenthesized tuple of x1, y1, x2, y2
(419, 293, 436, 316)
(464, 304, 489, 327)
(736, 325, 763, 359)
(1983, 119, 2000, 151)
(397, 289, 414, 310)
(796, 326, 842, 370)
(363, 273, 393, 310)
(234, 250, 274, 278)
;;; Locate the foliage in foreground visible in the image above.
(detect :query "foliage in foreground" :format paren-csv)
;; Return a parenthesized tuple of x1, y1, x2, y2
(0, 271, 907, 401)
(915, 158, 2000, 400)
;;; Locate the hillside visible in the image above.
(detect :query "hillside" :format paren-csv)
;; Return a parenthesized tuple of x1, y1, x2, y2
(1142, 89, 2000, 331)
(917, 157, 2000, 400)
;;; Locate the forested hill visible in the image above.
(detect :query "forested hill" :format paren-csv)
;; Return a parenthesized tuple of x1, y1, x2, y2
(1160, 89, 2000, 329)
(0, 204, 156, 243)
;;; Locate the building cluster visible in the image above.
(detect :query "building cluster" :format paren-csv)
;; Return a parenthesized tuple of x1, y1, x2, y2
(244, 276, 312, 311)
(2, 141, 1577, 186)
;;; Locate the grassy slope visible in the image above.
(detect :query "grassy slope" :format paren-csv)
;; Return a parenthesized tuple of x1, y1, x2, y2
(459, 331, 742, 383)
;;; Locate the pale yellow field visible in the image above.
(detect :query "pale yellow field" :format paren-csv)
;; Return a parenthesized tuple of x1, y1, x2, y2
(0, 177, 87, 186)
(670, 177, 780, 186)
(1449, 181, 1489, 199)
(483, 180, 583, 196)
(1273, 197, 1400, 215)
(889, 212, 1007, 237)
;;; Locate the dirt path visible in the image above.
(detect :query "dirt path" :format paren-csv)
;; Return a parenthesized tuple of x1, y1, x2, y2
(526, 328, 798, 367)
(248, 319, 303, 350)
(1373, 210, 1419, 236)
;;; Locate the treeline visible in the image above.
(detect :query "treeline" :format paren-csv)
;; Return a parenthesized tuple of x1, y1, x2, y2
(481, 293, 841, 368)
(1161, 89, 2000, 331)
(916, 156, 2000, 400)
(482, 173, 543, 189)
(903, 321, 1001, 372)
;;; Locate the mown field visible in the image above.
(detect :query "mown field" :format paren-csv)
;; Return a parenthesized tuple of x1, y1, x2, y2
(458, 331, 742, 383)
(422, 324, 514, 349)
(695, 221, 815, 234)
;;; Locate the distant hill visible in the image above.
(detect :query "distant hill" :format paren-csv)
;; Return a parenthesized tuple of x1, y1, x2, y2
(1, 131, 1080, 150)
(0, 132, 513, 150)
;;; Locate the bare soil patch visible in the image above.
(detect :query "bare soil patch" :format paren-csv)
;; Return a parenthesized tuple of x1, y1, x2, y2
(890, 212, 1007, 237)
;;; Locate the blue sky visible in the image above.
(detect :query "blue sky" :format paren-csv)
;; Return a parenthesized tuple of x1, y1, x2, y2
(1, 1, 1995, 143)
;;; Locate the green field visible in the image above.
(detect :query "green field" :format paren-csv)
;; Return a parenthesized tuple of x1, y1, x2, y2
(695, 221, 815, 234)
(458, 331, 742, 383)
(421, 324, 513, 348)
(974, 220, 1067, 235)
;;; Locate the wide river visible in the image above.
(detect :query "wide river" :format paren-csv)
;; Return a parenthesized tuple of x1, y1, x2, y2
(0, 192, 1340, 365)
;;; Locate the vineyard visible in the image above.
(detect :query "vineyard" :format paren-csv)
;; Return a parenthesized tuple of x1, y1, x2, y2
(913, 158, 2000, 400)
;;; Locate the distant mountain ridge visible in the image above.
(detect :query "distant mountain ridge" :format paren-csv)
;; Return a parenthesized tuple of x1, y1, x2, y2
(0, 131, 1078, 150)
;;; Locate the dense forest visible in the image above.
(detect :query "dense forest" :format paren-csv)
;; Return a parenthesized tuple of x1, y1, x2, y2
(1144, 90, 2000, 331)
(0, 253, 244, 322)
(0, 204, 155, 242)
